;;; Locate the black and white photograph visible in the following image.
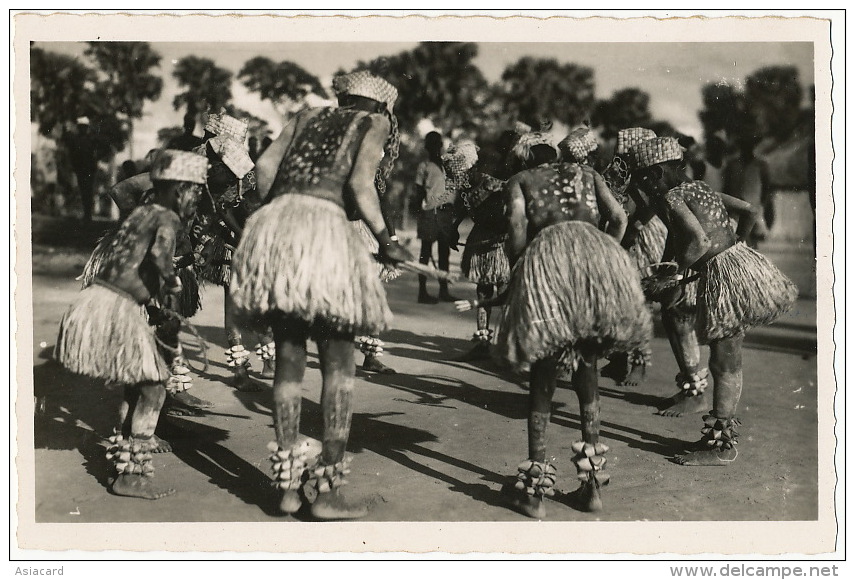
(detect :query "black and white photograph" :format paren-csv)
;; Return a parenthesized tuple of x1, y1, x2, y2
(11, 11, 842, 558)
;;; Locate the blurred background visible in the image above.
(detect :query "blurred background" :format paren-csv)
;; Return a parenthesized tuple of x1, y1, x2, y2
(29, 41, 816, 250)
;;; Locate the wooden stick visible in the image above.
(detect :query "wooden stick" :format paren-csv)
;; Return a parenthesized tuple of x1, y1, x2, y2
(374, 255, 459, 282)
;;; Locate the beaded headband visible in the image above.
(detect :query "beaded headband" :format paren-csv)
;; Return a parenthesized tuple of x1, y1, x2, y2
(629, 136, 683, 169)
(511, 132, 559, 162)
(208, 135, 254, 179)
(616, 127, 657, 156)
(332, 71, 398, 114)
(150, 150, 208, 184)
(205, 112, 249, 143)
(558, 127, 599, 163)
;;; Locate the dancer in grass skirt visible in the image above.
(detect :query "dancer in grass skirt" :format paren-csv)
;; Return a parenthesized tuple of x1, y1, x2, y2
(190, 112, 275, 392)
(593, 127, 708, 409)
(457, 132, 651, 516)
(54, 150, 207, 500)
(455, 137, 512, 362)
(79, 160, 212, 416)
(628, 136, 797, 466)
(232, 71, 413, 520)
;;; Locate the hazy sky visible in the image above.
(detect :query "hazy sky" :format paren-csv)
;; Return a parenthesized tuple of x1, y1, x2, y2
(36, 41, 814, 158)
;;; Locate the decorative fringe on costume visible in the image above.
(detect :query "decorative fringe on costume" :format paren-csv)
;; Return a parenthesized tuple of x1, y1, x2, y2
(697, 242, 798, 342)
(230, 194, 393, 337)
(462, 241, 511, 285)
(497, 222, 652, 372)
(173, 267, 202, 318)
(54, 283, 170, 384)
(627, 216, 668, 271)
(196, 234, 232, 286)
(79, 230, 117, 289)
(352, 219, 401, 282)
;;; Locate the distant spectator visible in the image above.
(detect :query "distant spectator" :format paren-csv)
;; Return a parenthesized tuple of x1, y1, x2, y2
(167, 113, 204, 152)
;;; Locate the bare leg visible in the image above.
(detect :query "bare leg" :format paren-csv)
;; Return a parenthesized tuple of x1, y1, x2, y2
(119, 385, 170, 453)
(417, 240, 438, 303)
(506, 357, 558, 519)
(270, 319, 308, 514)
(437, 238, 458, 302)
(157, 310, 213, 415)
(572, 353, 605, 511)
(457, 283, 494, 362)
(311, 335, 367, 520)
(226, 287, 261, 392)
(675, 336, 742, 466)
(111, 382, 176, 499)
(658, 309, 710, 417)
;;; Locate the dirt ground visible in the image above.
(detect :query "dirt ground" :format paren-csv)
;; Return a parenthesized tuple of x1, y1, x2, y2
(25, 236, 819, 525)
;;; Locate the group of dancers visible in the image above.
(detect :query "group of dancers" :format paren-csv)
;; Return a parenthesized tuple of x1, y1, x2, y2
(52, 70, 799, 519)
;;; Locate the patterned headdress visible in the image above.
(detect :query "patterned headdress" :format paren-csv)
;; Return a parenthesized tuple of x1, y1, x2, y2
(205, 112, 249, 143)
(558, 127, 599, 163)
(629, 136, 683, 169)
(208, 135, 254, 179)
(150, 150, 208, 184)
(332, 70, 399, 114)
(616, 127, 657, 156)
(511, 132, 559, 162)
(443, 140, 480, 176)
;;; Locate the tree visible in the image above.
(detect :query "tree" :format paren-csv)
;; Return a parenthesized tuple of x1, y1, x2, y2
(350, 42, 490, 133)
(172, 56, 233, 118)
(499, 57, 595, 129)
(592, 88, 653, 141)
(30, 47, 97, 137)
(744, 65, 804, 142)
(238, 57, 327, 118)
(84, 42, 163, 159)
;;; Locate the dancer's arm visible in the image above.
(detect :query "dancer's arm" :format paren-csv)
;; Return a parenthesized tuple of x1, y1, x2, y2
(149, 214, 182, 293)
(593, 172, 627, 242)
(350, 115, 413, 264)
(667, 197, 711, 272)
(504, 175, 528, 267)
(718, 192, 759, 241)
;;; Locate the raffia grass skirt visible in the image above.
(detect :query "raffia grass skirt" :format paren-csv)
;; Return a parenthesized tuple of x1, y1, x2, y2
(462, 226, 510, 286)
(54, 283, 170, 384)
(79, 229, 202, 318)
(697, 242, 798, 342)
(497, 221, 653, 371)
(230, 194, 392, 336)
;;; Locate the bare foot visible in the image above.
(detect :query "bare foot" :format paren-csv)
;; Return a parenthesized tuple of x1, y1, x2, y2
(566, 480, 604, 512)
(279, 490, 302, 514)
(163, 395, 205, 417)
(233, 367, 264, 392)
(362, 356, 396, 374)
(502, 483, 546, 519)
(673, 446, 738, 466)
(619, 363, 646, 387)
(657, 390, 711, 417)
(171, 390, 214, 409)
(151, 434, 172, 453)
(111, 474, 176, 500)
(310, 490, 368, 520)
(261, 360, 276, 379)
